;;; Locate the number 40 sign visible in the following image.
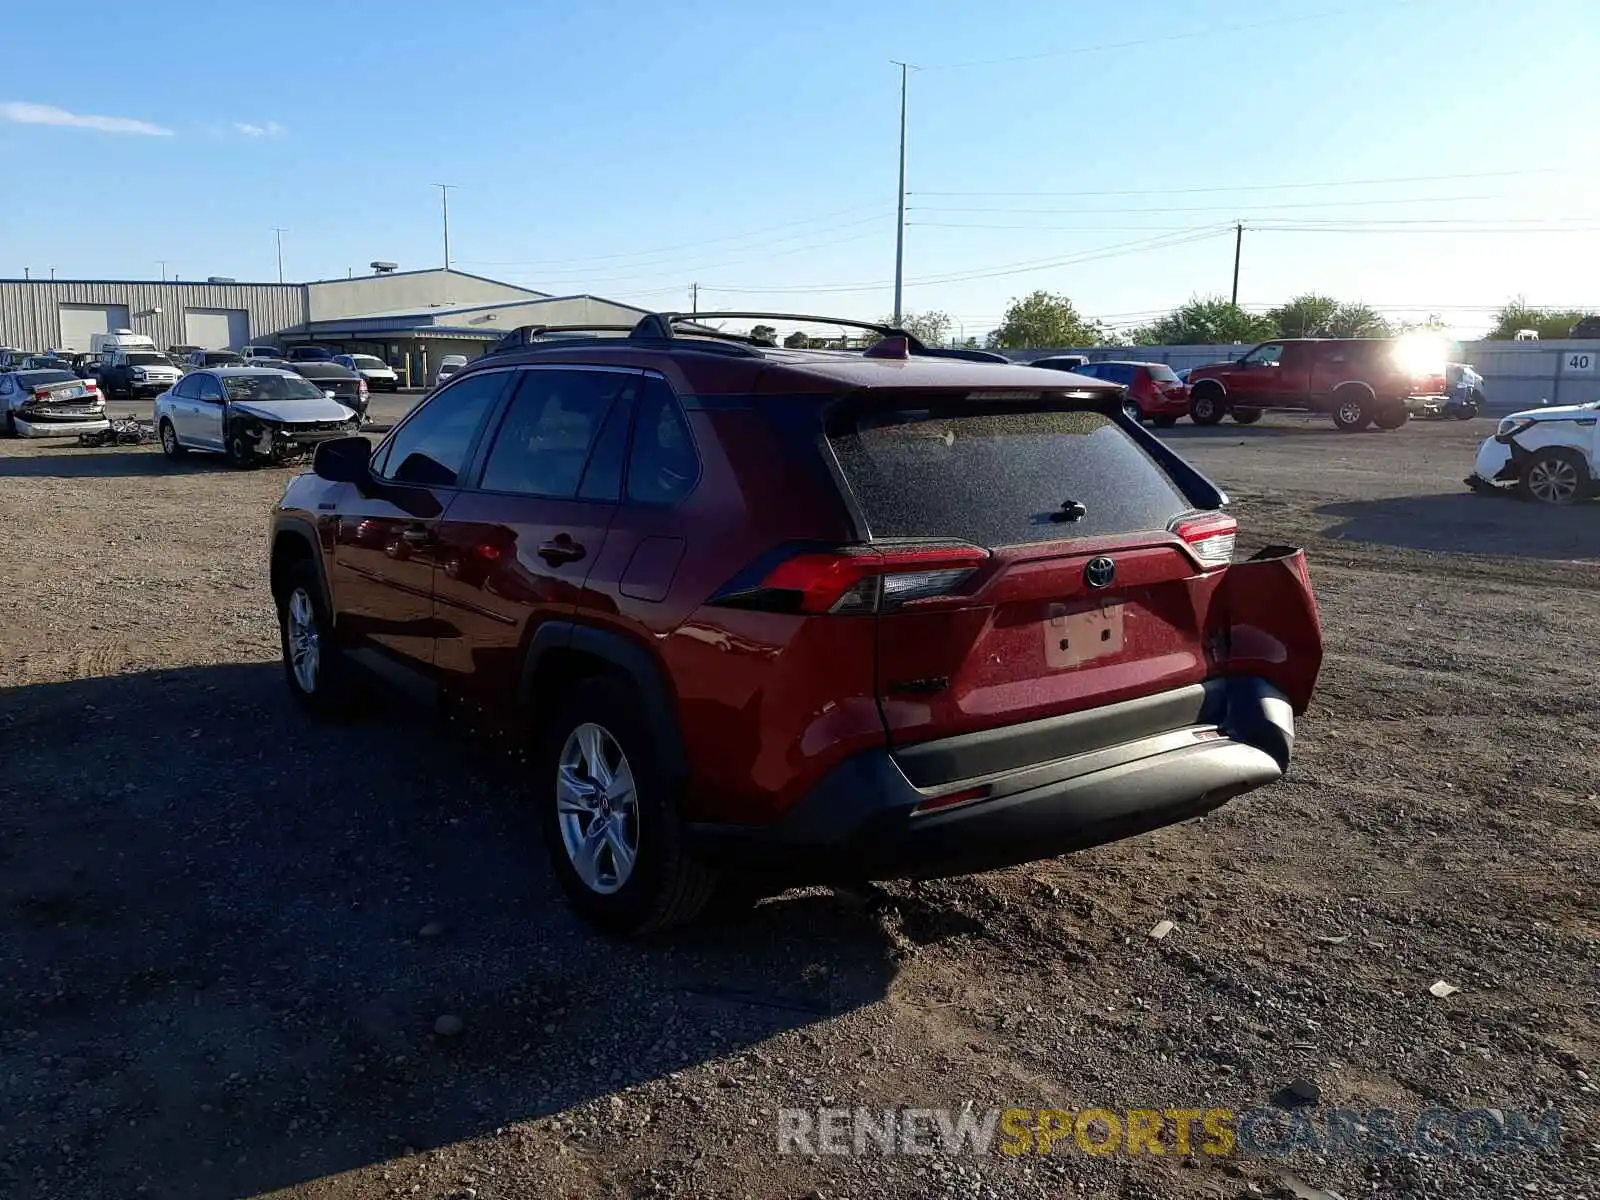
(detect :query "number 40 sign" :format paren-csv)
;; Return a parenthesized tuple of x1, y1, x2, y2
(1564, 351, 1595, 374)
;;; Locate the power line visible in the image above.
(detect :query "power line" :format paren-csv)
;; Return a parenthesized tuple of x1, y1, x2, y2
(919, 0, 1434, 70)
(907, 194, 1500, 216)
(456, 203, 885, 269)
(909, 167, 1564, 198)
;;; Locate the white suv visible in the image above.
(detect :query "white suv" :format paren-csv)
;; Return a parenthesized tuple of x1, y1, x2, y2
(1468, 401, 1599, 505)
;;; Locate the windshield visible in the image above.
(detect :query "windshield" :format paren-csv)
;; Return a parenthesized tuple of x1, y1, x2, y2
(220, 375, 328, 402)
(125, 353, 169, 366)
(351, 355, 387, 369)
(18, 371, 78, 388)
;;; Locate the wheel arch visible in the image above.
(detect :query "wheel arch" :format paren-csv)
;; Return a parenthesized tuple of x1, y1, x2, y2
(270, 518, 332, 615)
(519, 621, 689, 779)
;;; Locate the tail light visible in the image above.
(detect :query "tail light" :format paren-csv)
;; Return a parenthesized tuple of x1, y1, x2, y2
(358, 378, 369, 397)
(714, 543, 989, 615)
(1171, 512, 1237, 569)
(84, 380, 99, 391)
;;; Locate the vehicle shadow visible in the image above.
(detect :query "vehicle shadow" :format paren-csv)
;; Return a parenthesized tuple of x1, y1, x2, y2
(0, 662, 919, 1199)
(1315, 491, 1598, 559)
(0, 448, 231, 478)
(1159, 420, 1347, 440)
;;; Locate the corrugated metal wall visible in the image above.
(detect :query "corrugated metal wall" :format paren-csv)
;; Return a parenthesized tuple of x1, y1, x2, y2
(0, 281, 307, 351)
(306, 270, 540, 321)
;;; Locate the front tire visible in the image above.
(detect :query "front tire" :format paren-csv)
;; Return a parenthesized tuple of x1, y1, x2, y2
(1189, 387, 1226, 426)
(226, 427, 258, 469)
(1331, 388, 1374, 432)
(1517, 449, 1589, 505)
(158, 419, 186, 459)
(537, 677, 717, 935)
(1373, 406, 1410, 430)
(276, 560, 360, 717)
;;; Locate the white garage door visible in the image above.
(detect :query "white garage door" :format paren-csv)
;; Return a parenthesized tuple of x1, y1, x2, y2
(184, 307, 249, 350)
(58, 303, 132, 352)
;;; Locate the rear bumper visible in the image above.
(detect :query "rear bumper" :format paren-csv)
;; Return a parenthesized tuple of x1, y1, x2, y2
(688, 676, 1293, 881)
(14, 415, 111, 438)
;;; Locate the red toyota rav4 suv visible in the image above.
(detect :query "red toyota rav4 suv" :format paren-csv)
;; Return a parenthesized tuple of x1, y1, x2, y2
(269, 314, 1323, 934)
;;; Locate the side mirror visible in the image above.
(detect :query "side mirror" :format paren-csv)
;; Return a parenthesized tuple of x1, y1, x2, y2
(313, 435, 373, 485)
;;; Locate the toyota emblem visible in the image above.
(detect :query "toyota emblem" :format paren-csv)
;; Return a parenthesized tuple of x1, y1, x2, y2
(1084, 557, 1116, 589)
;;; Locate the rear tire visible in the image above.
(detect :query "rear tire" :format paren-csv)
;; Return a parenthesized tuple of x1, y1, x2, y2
(4, 411, 16, 437)
(158, 419, 186, 459)
(1231, 407, 1263, 425)
(1152, 415, 1178, 429)
(1331, 387, 1374, 432)
(1374, 406, 1410, 430)
(1516, 448, 1589, 505)
(1189, 387, 1226, 426)
(1121, 397, 1144, 424)
(537, 677, 717, 935)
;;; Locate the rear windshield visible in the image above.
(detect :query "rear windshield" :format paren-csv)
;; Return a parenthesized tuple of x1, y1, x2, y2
(1145, 364, 1181, 383)
(826, 402, 1191, 546)
(204, 353, 243, 364)
(18, 371, 77, 387)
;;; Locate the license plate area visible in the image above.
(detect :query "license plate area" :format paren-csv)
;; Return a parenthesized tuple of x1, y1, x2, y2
(1045, 601, 1124, 668)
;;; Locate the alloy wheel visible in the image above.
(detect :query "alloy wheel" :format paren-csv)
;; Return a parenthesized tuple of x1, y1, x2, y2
(161, 423, 177, 455)
(1337, 400, 1365, 426)
(1526, 458, 1580, 504)
(286, 587, 320, 693)
(556, 723, 640, 895)
(1122, 398, 1142, 423)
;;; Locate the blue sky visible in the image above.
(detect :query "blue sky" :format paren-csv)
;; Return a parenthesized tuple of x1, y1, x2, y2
(1, 0, 1596, 337)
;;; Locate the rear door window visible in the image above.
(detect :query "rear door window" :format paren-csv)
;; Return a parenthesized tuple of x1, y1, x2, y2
(826, 401, 1191, 547)
(1146, 364, 1180, 383)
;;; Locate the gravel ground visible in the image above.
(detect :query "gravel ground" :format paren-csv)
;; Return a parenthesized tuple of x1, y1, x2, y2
(1, 415, 1596, 1200)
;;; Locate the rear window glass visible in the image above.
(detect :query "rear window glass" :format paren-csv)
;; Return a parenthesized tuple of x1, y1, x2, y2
(827, 403, 1190, 546)
(1145, 364, 1180, 383)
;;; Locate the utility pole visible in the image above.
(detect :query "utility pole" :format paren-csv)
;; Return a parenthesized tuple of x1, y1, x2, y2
(435, 184, 456, 270)
(272, 228, 287, 284)
(157, 260, 169, 282)
(891, 61, 911, 326)
(1230, 222, 1243, 306)
(23, 266, 29, 280)
(690, 282, 699, 316)
(49, 266, 55, 280)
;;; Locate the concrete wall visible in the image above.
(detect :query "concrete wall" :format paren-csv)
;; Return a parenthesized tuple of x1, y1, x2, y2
(0, 280, 307, 351)
(1003, 341, 1600, 413)
(305, 270, 542, 322)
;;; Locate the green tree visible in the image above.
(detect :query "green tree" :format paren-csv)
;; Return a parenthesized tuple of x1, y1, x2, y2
(1324, 302, 1391, 338)
(881, 310, 954, 346)
(749, 324, 777, 345)
(1128, 296, 1276, 345)
(984, 291, 1106, 349)
(783, 330, 811, 349)
(1266, 294, 1339, 338)
(1393, 313, 1447, 334)
(1485, 297, 1596, 341)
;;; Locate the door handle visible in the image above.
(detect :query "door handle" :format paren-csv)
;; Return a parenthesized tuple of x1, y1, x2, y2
(537, 535, 586, 566)
(401, 525, 433, 545)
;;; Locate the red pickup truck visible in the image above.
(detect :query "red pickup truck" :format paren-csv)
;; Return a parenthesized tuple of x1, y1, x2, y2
(1186, 337, 1449, 432)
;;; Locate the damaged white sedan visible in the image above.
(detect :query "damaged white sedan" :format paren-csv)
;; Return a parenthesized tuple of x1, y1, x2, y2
(1466, 399, 1599, 505)
(1, 368, 108, 438)
(153, 367, 361, 467)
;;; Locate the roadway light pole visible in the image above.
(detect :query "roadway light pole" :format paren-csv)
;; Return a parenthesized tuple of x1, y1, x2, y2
(436, 184, 457, 270)
(891, 61, 911, 327)
(157, 260, 170, 282)
(272, 228, 287, 284)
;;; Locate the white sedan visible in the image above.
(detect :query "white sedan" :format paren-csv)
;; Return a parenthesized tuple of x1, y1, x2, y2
(1468, 400, 1599, 504)
(153, 367, 359, 466)
(333, 353, 400, 392)
(0, 368, 108, 438)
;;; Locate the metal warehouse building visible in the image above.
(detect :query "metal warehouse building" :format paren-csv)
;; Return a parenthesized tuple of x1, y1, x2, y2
(0, 269, 652, 387)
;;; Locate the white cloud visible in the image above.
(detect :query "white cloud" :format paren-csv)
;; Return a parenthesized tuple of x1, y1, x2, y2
(234, 120, 286, 138)
(0, 101, 173, 136)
